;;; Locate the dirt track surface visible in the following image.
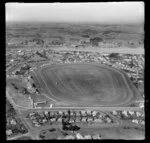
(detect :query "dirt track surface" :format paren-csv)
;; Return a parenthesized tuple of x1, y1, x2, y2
(35, 63, 140, 107)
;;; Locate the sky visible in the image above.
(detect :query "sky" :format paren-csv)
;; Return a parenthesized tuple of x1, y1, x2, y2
(6, 2, 144, 24)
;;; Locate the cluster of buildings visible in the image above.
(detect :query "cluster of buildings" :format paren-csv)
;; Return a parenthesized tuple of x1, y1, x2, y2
(7, 38, 46, 48)
(109, 110, 145, 126)
(26, 110, 116, 128)
(57, 133, 101, 140)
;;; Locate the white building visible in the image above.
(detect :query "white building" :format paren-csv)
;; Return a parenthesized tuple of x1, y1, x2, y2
(136, 112, 141, 117)
(112, 110, 117, 115)
(128, 111, 134, 115)
(132, 119, 139, 124)
(76, 133, 84, 139)
(122, 111, 128, 116)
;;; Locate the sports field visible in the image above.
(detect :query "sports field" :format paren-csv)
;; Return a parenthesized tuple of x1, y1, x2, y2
(35, 63, 140, 107)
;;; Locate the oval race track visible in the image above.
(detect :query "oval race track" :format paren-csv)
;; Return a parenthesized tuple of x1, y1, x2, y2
(35, 63, 140, 107)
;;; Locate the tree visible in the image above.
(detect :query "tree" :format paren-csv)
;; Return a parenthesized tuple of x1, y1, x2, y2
(82, 34, 90, 38)
(109, 53, 119, 59)
(90, 37, 103, 47)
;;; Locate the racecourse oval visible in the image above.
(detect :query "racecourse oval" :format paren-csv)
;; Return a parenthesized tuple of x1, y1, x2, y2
(35, 63, 140, 107)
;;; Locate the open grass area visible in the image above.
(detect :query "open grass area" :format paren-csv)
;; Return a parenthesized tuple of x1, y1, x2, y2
(35, 63, 140, 107)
